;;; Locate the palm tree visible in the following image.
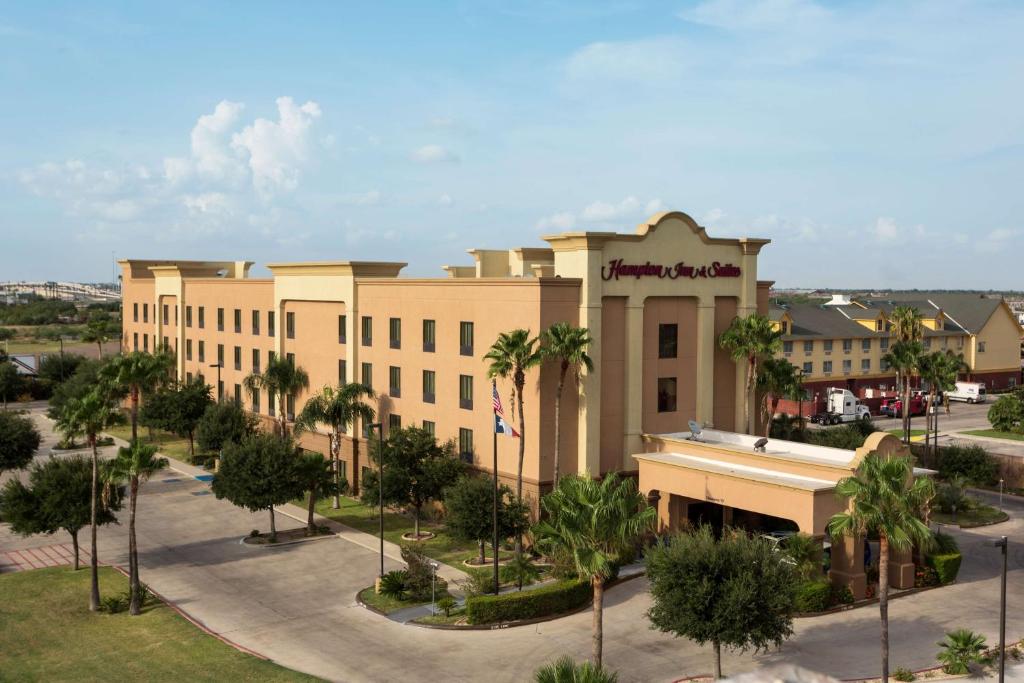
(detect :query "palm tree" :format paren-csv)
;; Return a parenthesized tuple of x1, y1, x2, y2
(917, 351, 965, 465)
(887, 307, 924, 441)
(243, 355, 310, 438)
(756, 357, 800, 438)
(828, 452, 935, 683)
(484, 329, 542, 502)
(534, 656, 619, 683)
(541, 323, 594, 486)
(534, 473, 656, 669)
(99, 350, 174, 441)
(294, 383, 375, 506)
(719, 314, 782, 435)
(106, 440, 168, 615)
(56, 388, 121, 612)
(882, 341, 922, 444)
(80, 318, 111, 359)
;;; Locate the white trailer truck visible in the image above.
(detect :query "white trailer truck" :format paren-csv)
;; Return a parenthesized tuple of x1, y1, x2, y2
(812, 388, 872, 425)
(946, 381, 987, 403)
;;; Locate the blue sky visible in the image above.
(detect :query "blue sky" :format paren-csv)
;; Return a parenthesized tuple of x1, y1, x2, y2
(2, 1, 1022, 288)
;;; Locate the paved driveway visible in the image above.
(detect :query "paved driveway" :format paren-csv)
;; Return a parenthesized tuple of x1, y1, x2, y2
(3, 408, 1023, 682)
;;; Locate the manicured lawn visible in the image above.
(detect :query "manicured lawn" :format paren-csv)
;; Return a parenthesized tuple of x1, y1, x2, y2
(962, 429, 1024, 442)
(932, 502, 1009, 528)
(357, 586, 452, 615)
(106, 424, 196, 462)
(0, 566, 319, 681)
(887, 429, 926, 438)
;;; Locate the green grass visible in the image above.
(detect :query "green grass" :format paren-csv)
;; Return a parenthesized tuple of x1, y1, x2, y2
(106, 425, 196, 462)
(0, 566, 320, 681)
(962, 429, 1024, 442)
(887, 429, 927, 438)
(357, 586, 452, 615)
(413, 608, 466, 625)
(932, 502, 1009, 528)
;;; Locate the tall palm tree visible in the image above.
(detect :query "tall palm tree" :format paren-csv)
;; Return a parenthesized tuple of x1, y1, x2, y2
(917, 351, 963, 465)
(887, 307, 924, 441)
(541, 323, 594, 486)
(80, 318, 111, 359)
(244, 355, 310, 438)
(882, 341, 922, 444)
(534, 473, 656, 669)
(106, 440, 168, 616)
(719, 314, 782, 435)
(294, 383, 375, 506)
(756, 357, 800, 438)
(485, 329, 542, 502)
(99, 350, 174, 441)
(56, 388, 121, 612)
(828, 452, 935, 683)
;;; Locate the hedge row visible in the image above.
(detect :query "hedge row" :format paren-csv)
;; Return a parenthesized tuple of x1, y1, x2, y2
(465, 579, 591, 625)
(926, 553, 962, 585)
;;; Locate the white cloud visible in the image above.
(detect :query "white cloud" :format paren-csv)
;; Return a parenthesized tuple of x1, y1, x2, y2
(231, 97, 322, 195)
(411, 144, 460, 164)
(581, 196, 641, 222)
(536, 196, 664, 232)
(682, 0, 829, 31)
(183, 192, 231, 216)
(192, 100, 246, 182)
(437, 193, 454, 207)
(536, 211, 577, 232)
(565, 36, 692, 85)
(872, 217, 900, 242)
(976, 228, 1020, 253)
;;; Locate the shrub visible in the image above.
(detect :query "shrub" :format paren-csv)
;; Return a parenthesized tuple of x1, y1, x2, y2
(893, 667, 915, 681)
(934, 476, 975, 514)
(931, 531, 959, 555)
(534, 656, 619, 683)
(936, 444, 999, 486)
(466, 579, 591, 625)
(794, 579, 832, 613)
(138, 583, 154, 606)
(500, 554, 541, 591)
(927, 553, 962, 585)
(829, 584, 854, 606)
(436, 596, 457, 617)
(401, 544, 444, 601)
(101, 594, 128, 614)
(379, 570, 408, 600)
(805, 424, 871, 450)
(988, 394, 1024, 433)
(546, 545, 580, 580)
(460, 569, 498, 597)
(914, 565, 940, 588)
(937, 628, 987, 675)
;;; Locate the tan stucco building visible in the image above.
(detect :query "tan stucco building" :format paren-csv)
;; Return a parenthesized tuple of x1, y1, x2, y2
(119, 211, 771, 502)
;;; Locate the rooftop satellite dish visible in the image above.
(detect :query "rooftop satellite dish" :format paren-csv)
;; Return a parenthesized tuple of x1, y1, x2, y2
(687, 420, 702, 441)
(753, 437, 769, 452)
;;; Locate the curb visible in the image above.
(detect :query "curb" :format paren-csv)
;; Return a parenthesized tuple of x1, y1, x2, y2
(794, 581, 946, 618)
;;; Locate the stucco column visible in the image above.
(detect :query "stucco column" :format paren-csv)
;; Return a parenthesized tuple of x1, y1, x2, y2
(829, 532, 867, 600)
(578, 304, 601, 476)
(622, 298, 645, 460)
(888, 545, 915, 590)
(695, 298, 716, 427)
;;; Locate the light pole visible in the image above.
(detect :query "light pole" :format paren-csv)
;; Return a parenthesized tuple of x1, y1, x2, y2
(369, 421, 384, 578)
(58, 336, 65, 381)
(999, 479, 1004, 512)
(991, 536, 1008, 683)
(209, 362, 222, 401)
(430, 561, 440, 615)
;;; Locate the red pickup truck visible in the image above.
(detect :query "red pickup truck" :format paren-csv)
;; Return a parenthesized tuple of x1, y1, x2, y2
(880, 395, 926, 418)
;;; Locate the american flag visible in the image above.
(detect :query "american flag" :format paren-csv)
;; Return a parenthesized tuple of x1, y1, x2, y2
(492, 380, 519, 438)
(492, 380, 504, 414)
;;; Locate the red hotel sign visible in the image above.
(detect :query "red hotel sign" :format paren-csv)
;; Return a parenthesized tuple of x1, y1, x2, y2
(601, 258, 742, 281)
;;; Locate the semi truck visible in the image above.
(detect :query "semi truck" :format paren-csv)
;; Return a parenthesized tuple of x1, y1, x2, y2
(811, 388, 872, 425)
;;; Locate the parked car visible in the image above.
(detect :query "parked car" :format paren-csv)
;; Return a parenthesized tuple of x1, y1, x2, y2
(947, 381, 987, 404)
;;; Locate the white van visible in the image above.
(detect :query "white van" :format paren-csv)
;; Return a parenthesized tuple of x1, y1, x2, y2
(947, 381, 987, 404)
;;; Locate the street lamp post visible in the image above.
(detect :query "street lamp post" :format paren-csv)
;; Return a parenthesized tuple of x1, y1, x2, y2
(59, 336, 65, 382)
(369, 421, 384, 578)
(209, 362, 222, 401)
(991, 536, 1008, 683)
(430, 561, 440, 615)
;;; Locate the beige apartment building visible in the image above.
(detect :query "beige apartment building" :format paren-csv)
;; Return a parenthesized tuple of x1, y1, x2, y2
(119, 211, 771, 502)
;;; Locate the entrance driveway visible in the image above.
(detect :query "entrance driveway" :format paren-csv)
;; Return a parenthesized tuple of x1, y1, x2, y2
(3, 408, 1023, 682)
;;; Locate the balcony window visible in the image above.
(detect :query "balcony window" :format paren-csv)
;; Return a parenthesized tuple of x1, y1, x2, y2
(423, 319, 436, 352)
(459, 321, 473, 356)
(389, 318, 401, 349)
(286, 312, 295, 339)
(338, 314, 346, 344)
(458, 428, 474, 464)
(423, 370, 435, 404)
(361, 316, 372, 346)
(459, 374, 473, 410)
(389, 366, 401, 398)
(658, 324, 678, 359)
(657, 377, 677, 413)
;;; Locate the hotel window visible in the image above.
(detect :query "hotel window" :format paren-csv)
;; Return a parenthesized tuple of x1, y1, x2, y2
(956, 337, 963, 349)
(861, 358, 871, 372)
(862, 339, 871, 352)
(233, 346, 241, 371)
(458, 428, 474, 463)
(174, 305, 178, 324)
(338, 359, 347, 384)
(876, 319, 884, 331)
(186, 339, 193, 361)
(143, 303, 148, 323)
(823, 360, 833, 374)
(217, 344, 224, 366)
(936, 318, 944, 330)
(186, 306, 193, 327)
(459, 374, 473, 410)
(657, 378, 677, 413)
(842, 339, 852, 353)
(133, 333, 138, 350)
(286, 352, 295, 366)
(338, 315, 346, 344)
(782, 340, 793, 354)
(389, 414, 401, 432)
(361, 362, 373, 390)
(198, 340, 205, 362)
(423, 370, 436, 403)
(423, 319, 436, 352)
(252, 348, 260, 372)
(803, 340, 813, 355)
(217, 308, 224, 331)
(842, 359, 852, 373)
(268, 350, 275, 366)
(286, 312, 295, 339)
(268, 311, 275, 337)
(823, 340, 833, 353)
(923, 338, 932, 349)
(268, 390, 276, 417)
(163, 304, 169, 325)
(186, 372, 193, 383)
(781, 321, 790, 335)
(233, 383, 241, 406)
(143, 334, 149, 352)
(658, 324, 678, 359)
(880, 337, 889, 351)
(459, 321, 474, 356)
(389, 366, 401, 397)
(802, 361, 813, 375)
(252, 388, 260, 413)
(423, 420, 435, 437)
(197, 372, 205, 386)
(286, 394, 295, 421)
(198, 306, 205, 329)
(881, 357, 890, 371)
(361, 316, 372, 346)
(162, 336, 169, 352)
(133, 303, 139, 322)
(252, 310, 260, 335)
(389, 318, 401, 349)
(978, 341, 986, 353)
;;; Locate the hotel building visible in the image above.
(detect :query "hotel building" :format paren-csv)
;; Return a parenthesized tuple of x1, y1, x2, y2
(119, 211, 771, 502)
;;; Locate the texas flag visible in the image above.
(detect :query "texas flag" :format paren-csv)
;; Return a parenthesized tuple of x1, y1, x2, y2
(493, 381, 519, 438)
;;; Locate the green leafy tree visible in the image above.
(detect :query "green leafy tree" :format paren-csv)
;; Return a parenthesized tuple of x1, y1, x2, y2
(1, 455, 122, 571)
(37, 353, 89, 384)
(828, 452, 936, 683)
(195, 400, 259, 454)
(141, 379, 213, 456)
(56, 388, 124, 610)
(501, 553, 541, 591)
(243, 355, 309, 437)
(0, 411, 40, 475)
(719, 314, 782, 435)
(294, 451, 346, 533)
(0, 327, 14, 341)
(47, 358, 108, 420)
(361, 426, 464, 539)
(211, 433, 305, 541)
(444, 476, 528, 565)
(294, 382, 375, 506)
(99, 350, 175, 441)
(936, 628, 987, 675)
(0, 360, 22, 409)
(80, 316, 112, 359)
(646, 526, 798, 679)
(484, 329, 543, 503)
(534, 473, 656, 669)
(988, 392, 1024, 433)
(534, 656, 619, 683)
(106, 441, 167, 615)
(756, 357, 800, 438)
(541, 322, 594, 486)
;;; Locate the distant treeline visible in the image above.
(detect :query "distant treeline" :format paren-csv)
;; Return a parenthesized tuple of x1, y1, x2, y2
(0, 300, 120, 326)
